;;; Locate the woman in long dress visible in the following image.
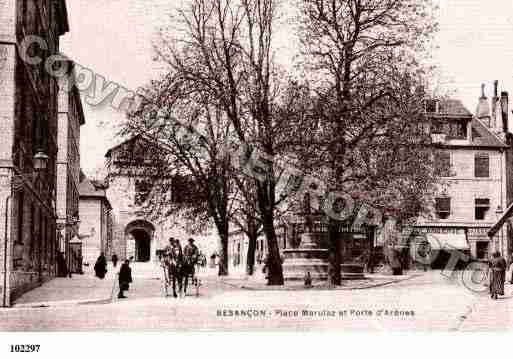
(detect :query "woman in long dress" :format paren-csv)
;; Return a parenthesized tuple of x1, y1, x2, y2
(94, 253, 107, 279)
(489, 251, 507, 300)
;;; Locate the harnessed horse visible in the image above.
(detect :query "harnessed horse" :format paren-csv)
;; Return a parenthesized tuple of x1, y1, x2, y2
(182, 246, 200, 296)
(159, 245, 184, 298)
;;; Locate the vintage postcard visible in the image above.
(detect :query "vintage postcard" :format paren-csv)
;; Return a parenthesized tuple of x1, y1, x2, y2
(1, 0, 513, 346)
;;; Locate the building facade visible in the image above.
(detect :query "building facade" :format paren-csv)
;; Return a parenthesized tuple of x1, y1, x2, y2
(103, 136, 217, 264)
(56, 72, 84, 273)
(0, 0, 70, 306)
(78, 173, 112, 270)
(411, 87, 513, 267)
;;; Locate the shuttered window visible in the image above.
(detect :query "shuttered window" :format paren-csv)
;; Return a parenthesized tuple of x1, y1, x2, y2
(435, 151, 452, 177)
(474, 153, 490, 177)
(475, 198, 490, 220)
(435, 197, 451, 219)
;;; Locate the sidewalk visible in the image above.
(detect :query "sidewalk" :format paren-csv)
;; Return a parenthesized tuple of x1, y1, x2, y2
(12, 270, 116, 308)
(219, 270, 423, 291)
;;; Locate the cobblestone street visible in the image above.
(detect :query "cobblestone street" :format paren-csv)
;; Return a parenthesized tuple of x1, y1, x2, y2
(2, 267, 511, 331)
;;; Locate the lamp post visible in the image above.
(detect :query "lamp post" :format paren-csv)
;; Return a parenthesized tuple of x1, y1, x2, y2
(2, 150, 48, 307)
(67, 215, 80, 277)
(496, 206, 504, 255)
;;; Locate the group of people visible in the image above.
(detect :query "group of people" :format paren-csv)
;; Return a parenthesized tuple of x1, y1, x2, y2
(159, 237, 200, 298)
(94, 252, 133, 299)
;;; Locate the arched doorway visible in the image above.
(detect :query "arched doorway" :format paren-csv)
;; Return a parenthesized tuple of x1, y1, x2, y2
(132, 229, 151, 262)
(125, 220, 155, 262)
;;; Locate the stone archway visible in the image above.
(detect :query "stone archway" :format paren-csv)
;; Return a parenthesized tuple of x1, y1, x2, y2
(125, 220, 155, 262)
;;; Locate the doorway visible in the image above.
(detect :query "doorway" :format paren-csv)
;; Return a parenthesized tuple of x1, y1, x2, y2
(132, 229, 151, 262)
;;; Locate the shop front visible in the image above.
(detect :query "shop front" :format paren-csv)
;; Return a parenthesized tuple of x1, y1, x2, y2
(409, 227, 471, 270)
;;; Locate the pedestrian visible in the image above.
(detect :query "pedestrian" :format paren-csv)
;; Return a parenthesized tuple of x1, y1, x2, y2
(304, 272, 312, 288)
(112, 253, 119, 268)
(94, 252, 107, 279)
(56, 251, 68, 277)
(390, 246, 403, 275)
(489, 251, 507, 300)
(118, 260, 133, 299)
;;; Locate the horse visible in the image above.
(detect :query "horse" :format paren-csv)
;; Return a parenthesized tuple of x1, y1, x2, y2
(159, 245, 184, 298)
(181, 255, 197, 296)
(182, 249, 203, 296)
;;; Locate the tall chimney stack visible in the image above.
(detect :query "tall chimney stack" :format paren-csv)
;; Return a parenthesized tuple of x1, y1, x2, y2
(501, 91, 509, 133)
(476, 83, 491, 126)
(492, 81, 499, 128)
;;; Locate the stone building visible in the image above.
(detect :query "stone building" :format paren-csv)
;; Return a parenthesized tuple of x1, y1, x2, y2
(227, 87, 513, 275)
(104, 136, 216, 263)
(56, 68, 84, 274)
(0, 0, 70, 306)
(411, 85, 513, 267)
(78, 172, 112, 270)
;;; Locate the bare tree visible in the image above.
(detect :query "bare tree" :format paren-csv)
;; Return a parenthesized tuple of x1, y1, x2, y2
(152, 0, 292, 284)
(115, 78, 235, 275)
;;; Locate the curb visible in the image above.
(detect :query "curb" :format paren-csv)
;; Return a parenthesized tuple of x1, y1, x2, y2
(219, 273, 421, 291)
(12, 296, 113, 309)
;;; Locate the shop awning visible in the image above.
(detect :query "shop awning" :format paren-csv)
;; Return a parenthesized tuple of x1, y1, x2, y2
(488, 202, 513, 237)
(424, 232, 469, 250)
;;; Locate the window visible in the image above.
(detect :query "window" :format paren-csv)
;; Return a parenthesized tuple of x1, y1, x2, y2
(435, 151, 452, 177)
(474, 153, 490, 177)
(476, 241, 489, 260)
(435, 197, 451, 219)
(134, 180, 151, 206)
(448, 122, 467, 139)
(475, 198, 490, 220)
(425, 100, 438, 113)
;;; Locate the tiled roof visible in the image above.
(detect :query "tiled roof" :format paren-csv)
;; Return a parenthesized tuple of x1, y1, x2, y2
(469, 118, 507, 148)
(79, 176, 107, 198)
(438, 99, 473, 116)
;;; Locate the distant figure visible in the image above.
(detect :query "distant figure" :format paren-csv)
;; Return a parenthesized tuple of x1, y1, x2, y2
(56, 251, 68, 277)
(112, 253, 119, 268)
(304, 272, 312, 288)
(389, 246, 403, 276)
(94, 252, 107, 279)
(489, 251, 507, 300)
(183, 238, 200, 294)
(118, 260, 133, 299)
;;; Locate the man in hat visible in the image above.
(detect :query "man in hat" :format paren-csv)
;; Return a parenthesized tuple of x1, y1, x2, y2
(183, 238, 200, 294)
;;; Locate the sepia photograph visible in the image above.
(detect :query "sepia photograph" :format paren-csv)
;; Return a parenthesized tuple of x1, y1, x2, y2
(1, 0, 513, 346)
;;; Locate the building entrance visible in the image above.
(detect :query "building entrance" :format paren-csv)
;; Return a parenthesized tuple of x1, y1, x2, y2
(125, 220, 155, 262)
(132, 229, 151, 262)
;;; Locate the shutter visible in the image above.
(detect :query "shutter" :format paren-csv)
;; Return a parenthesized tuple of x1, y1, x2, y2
(435, 151, 451, 176)
(474, 153, 489, 177)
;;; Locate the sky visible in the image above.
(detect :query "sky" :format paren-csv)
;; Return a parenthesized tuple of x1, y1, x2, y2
(60, 0, 513, 177)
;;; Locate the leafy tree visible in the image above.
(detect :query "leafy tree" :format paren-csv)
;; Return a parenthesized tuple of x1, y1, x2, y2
(296, 0, 439, 285)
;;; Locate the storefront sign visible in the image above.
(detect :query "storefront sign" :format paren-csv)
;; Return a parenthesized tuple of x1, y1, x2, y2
(414, 227, 465, 235)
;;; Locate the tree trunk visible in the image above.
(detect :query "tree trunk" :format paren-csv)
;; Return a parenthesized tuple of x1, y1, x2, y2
(327, 218, 342, 286)
(255, 175, 284, 285)
(246, 226, 258, 276)
(262, 212, 284, 285)
(218, 229, 229, 276)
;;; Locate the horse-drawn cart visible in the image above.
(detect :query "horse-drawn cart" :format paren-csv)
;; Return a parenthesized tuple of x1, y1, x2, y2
(156, 248, 202, 298)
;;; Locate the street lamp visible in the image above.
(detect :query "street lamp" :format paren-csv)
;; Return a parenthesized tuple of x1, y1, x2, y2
(496, 206, 504, 255)
(3, 150, 49, 306)
(33, 149, 49, 171)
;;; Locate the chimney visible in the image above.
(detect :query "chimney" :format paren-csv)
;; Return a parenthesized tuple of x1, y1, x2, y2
(492, 81, 499, 128)
(476, 83, 491, 126)
(501, 91, 509, 133)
